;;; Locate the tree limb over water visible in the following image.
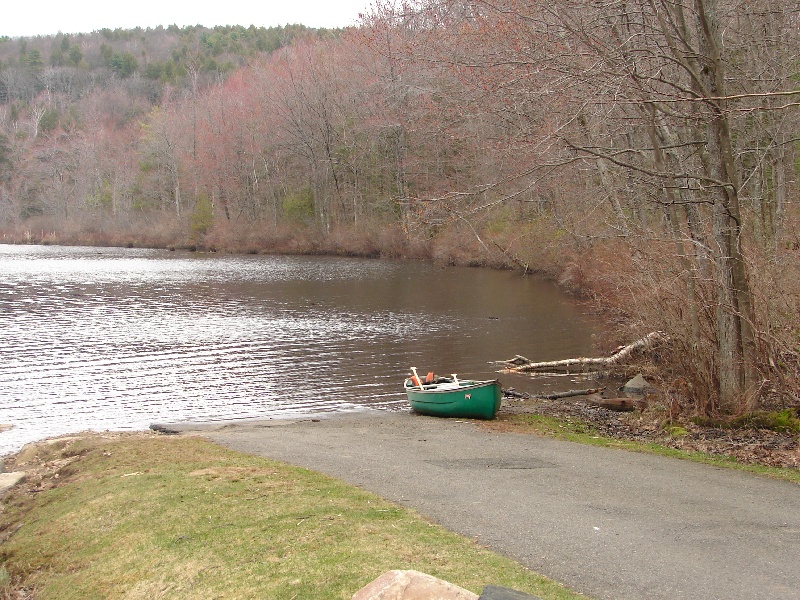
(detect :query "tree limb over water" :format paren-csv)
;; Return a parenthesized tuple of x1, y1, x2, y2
(500, 332, 665, 374)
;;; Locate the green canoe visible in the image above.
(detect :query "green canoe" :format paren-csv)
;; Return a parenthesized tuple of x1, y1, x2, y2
(403, 377, 502, 420)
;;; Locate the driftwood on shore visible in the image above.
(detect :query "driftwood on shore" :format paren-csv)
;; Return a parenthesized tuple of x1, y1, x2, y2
(500, 332, 664, 374)
(587, 396, 647, 412)
(531, 388, 604, 400)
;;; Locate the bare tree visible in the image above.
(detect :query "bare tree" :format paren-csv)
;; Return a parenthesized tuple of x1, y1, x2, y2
(368, 0, 799, 412)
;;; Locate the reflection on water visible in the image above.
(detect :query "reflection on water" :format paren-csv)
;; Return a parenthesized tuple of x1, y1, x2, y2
(0, 245, 600, 455)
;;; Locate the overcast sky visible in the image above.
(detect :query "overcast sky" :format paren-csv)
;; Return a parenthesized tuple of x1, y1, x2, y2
(3, 0, 373, 38)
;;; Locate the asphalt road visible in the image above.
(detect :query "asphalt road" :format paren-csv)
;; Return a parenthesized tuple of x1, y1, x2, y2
(161, 412, 800, 600)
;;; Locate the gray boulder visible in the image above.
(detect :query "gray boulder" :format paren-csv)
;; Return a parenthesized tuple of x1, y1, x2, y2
(622, 373, 652, 395)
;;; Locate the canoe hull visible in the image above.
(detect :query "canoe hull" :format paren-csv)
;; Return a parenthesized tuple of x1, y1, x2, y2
(404, 379, 502, 420)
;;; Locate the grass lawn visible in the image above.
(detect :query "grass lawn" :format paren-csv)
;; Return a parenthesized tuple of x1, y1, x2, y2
(0, 433, 590, 599)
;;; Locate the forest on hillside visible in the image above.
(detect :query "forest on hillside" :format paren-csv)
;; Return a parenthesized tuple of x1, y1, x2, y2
(1, 0, 798, 416)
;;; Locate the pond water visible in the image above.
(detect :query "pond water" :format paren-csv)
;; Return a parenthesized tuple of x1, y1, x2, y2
(0, 245, 601, 455)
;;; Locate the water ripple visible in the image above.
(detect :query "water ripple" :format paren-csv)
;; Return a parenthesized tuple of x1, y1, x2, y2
(0, 245, 599, 455)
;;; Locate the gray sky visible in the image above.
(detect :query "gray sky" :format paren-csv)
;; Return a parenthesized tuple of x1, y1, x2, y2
(3, 0, 373, 38)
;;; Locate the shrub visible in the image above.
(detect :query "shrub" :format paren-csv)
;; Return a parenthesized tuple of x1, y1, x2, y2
(282, 187, 315, 223)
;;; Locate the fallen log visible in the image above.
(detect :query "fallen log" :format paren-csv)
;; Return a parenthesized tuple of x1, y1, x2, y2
(500, 332, 664, 374)
(502, 387, 531, 399)
(531, 388, 604, 400)
(586, 396, 648, 412)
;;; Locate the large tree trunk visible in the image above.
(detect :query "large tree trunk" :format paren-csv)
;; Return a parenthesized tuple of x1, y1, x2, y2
(694, 0, 758, 409)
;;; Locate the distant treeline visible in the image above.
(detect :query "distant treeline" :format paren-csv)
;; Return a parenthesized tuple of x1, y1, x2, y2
(0, 24, 336, 105)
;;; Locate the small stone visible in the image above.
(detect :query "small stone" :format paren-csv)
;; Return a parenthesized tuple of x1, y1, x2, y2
(352, 570, 479, 600)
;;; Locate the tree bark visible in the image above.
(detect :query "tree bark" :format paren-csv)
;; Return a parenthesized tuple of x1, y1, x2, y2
(693, 0, 758, 409)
